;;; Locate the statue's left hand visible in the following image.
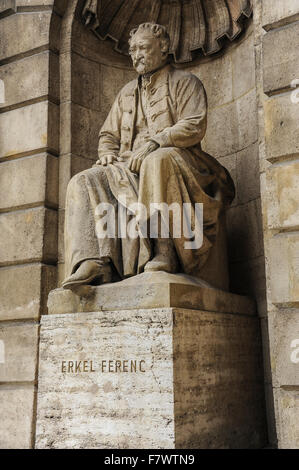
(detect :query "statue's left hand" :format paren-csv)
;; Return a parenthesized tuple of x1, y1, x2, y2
(95, 154, 118, 166)
(128, 141, 159, 174)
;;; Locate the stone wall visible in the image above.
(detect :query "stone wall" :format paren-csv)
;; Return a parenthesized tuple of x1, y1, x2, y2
(0, 0, 65, 448)
(254, 0, 299, 449)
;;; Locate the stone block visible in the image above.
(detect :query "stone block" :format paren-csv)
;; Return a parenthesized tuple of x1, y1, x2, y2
(235, 142, 260, 204)
(0, 153, 58, 211)
(0, 384, 35, 449)
(188, 52, 233, 108)
(0, 11, 52, 62)
(48, 271, 256, 316)
(71, 103, 101, 160)
(0, 101, 59, 159)
(236, 88, 258, 150)
(264, 93, 299, 162)
(232, 32, 255, 99)
(263, 22, 299, 94)
(268, 310, 299, 387)
(71, 53, 100, 111)
(0, 51, 59, 109)
(35, 307, 266, 449)
(266, 160, 299, 230)
(203, 101, 239, 157)
(0, 207, 57, 265)
(0, 323, 38, 382)
(262, 0, 299, 30)
(0, 264, 56, 321)
(203, 89, 257, 157)
(268, 233, 299, 307)
(274, 388, 299, 449)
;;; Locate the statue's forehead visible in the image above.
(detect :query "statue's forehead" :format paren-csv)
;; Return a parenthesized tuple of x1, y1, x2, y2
(130, 32, 158, 46)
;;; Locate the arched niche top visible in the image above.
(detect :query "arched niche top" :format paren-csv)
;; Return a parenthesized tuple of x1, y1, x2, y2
(81, 0, 252, 64)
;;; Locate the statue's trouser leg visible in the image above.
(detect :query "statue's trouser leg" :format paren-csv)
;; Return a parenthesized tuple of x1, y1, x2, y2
(139, 148, 221, 274)
(64, 166, 120, 278)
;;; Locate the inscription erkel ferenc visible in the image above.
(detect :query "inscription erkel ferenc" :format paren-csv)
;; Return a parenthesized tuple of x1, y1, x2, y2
(61, 360, 146, 373)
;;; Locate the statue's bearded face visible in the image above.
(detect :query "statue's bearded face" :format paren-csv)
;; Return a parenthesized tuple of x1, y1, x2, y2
(129, 33, 167, 75)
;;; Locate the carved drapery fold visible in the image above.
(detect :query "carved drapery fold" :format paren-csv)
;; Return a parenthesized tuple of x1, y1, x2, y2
(81, 0, 252, 63)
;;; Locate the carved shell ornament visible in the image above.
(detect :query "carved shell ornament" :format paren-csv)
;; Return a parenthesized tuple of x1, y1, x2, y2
(82, 0, 252, 63)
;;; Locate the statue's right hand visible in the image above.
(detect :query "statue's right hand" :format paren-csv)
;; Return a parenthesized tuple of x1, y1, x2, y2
(95, 154, 117, 166)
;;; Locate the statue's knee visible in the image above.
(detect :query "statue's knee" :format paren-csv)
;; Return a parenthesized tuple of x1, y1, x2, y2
(143, 148, 172, 168)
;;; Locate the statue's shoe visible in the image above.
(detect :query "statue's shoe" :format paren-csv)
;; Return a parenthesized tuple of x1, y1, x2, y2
(62, 260, 112, 289)
(144, 254, 179, 274)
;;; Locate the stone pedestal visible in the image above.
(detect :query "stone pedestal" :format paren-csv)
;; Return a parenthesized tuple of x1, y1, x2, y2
(35, 273, 267, 449)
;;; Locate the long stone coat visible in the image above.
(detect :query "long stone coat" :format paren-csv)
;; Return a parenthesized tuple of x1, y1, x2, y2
(64, 64, 235, 280)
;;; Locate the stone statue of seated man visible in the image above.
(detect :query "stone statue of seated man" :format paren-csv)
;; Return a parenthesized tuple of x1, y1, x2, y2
(62, 22, 234, 289)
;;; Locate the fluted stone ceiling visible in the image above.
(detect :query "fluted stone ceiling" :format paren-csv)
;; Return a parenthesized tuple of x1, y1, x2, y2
(82, 0, 252, 63)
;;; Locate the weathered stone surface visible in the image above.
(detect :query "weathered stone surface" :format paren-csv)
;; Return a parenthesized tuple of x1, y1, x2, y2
(268, 310, 299, 387)
(72, 17, 131, 67)
(0, 323, 38, 382)
(0, 264, 56, 321)
(101, 64, 136, 120)
(262, 0, 299, 30)
(0, 154, 58, 211)
(71, 103, 100, 160)
(266, 161, 299, 230)
(235, 142, 260, 204)
(0, 51, 59, 109)
(263, 22, 299, 94)
(268, 233, 299, 307)
(16, 0, 54, 7)
(264, 92, 299, 162)
(236, 89, 258, 150)
(0, 207, 57, 265)
(203, 89, 257, 157)
(0, 11, 52, 62)
(35, 308, 266, 449)
(71, 53, 100, 111)
(0, 385, 35, 449)
(48, 272, 256, 316)
(189, 52, 233, 108)
(0, 101, 59, 159)
(274, 388, 299, 449)
(58, 153, 94, 209)
(0, 0, 16, 17)
(232, 32, 255, 99)
(203, 101, 238, 157)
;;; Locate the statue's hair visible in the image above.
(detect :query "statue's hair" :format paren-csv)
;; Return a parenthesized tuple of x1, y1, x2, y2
(129, 23, 170, 54)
